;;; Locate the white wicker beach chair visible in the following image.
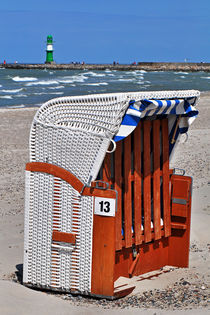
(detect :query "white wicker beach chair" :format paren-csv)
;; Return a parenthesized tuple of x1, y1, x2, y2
(23, 90, 200, 298)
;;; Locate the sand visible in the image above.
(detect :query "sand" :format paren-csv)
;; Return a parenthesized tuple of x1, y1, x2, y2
(0, 93, 209, 314)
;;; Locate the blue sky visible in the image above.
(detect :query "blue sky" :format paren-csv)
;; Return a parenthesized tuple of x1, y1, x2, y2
(0, 0, 209, 64)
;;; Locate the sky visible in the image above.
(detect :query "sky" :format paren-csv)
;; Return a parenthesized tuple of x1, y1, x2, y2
(0, 0, 209, 64)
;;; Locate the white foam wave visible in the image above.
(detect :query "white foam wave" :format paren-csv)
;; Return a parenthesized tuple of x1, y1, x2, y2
(48, 85, 65, 89)
(12, 76, 38, 82)
(33, 91, 64, 95)
(174, 72, 189, 75)
(15, 94, 27, 97)
(48, 92, 64, 95)
(9, 105, 25, 108)
(0, 95, 13, 99)
(84, 71, 106, 77)
(26, 80, 59, 86)
(105, 69, 112, 73)
(118, 78, 135, 82)
(58, 74, 88, 84)
(84, 82, 108, 86)
(58, 79, 74, 83)
(0, 84, 2, 87)
(0, 88, 23, 93)
(201, 76, 210, 79)
(127, 71, 144, 76)
(136, 70, 147, 73)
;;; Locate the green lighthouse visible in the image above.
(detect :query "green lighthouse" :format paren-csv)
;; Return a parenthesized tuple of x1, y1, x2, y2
(45, 35, 54, 64)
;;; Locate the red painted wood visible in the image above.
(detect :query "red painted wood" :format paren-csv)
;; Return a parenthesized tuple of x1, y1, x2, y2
(103, 153, 112, 185)
(152, 120, 162, 240)
(169, 175, 192, 268)
(114, 142, 123, 251)
(161, 119, 171, 237)
(143, 120, 152, 243)
(52, 231, 76, 244)
(114, 238, 169, 280)
(133, 123, 142, 245)
(26, 162, 116, 198)
(128, 252, 140, 277)
(124, 136, 132, 248)
(91, 215, 115, 296)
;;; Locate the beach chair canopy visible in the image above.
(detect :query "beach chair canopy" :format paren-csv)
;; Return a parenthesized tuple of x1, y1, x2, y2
(114, 91, 199, 155)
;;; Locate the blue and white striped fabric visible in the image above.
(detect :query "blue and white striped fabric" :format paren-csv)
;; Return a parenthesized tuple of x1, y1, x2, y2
(114, 97, 198, 144)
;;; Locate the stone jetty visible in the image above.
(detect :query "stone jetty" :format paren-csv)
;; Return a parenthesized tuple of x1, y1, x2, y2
(1, 62, 210, 72)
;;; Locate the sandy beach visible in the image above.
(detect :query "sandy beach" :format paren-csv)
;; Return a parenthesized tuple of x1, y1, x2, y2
(0, 92, 209, 314)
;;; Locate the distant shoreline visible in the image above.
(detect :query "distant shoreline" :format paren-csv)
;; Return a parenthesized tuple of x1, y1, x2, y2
(1, 62, 210, 72)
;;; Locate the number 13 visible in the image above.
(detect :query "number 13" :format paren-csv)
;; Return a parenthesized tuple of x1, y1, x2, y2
(99, 201, 110, 212)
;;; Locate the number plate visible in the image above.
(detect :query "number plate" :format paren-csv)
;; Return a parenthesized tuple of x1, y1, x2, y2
(94, 197, 116, 217)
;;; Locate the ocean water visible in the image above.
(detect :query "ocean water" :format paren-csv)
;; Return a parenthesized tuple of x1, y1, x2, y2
(0, 68, 209, 108)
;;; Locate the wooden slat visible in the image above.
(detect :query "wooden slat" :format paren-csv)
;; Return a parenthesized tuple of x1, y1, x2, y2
(124, 136, 132, 248)
(171, 222, 187, 230)
(102, 153, 112, 185)
(133, 123, 142, 245)
(91, 215, 115, 297)
(143, 120, 152, 243)
(152, 120, 162, 240)
(115, 142, 123, 251)
(162, 119, 171, 237)
(52, 231, 76, 244)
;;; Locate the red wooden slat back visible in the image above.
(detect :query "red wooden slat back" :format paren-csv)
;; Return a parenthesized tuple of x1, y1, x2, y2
(101, 117, 171, 248)
(153, 120, 162, 240)
(143, 120, 152, 243)
(162, 119, 171, 237)
(124, 136, 133, 248)
(133, 123, 143, 245)
(115, 142, 123, 251)
(103, 153, 112, 185)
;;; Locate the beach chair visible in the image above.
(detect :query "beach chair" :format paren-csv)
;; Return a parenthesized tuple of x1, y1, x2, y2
(23, 90, 199, 298)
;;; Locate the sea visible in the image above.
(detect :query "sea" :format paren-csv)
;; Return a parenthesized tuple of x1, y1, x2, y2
(0, 68, 209, 108)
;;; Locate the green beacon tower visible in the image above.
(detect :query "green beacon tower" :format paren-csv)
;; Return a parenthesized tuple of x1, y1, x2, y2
(45, 35, 54, 64)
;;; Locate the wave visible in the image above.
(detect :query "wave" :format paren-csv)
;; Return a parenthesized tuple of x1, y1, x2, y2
(9, 105, 25, 108)
(127, 71, 144, 76)
(33, 91, 64, 95)
(118, 78, 135, 82)
(84, 71, 106, 77)
(174, 72, 189, 75)
(48, 92, 64, 95)
(0, 95, 13, 99)
(0, 88, 23, 93)
(12, 76, 38, 82)
(48, 85, 65, 89)
(83, 82, 108, 86)
(26, 80, 59, 86)
(201, 76, 210, 79)
(135, 70, 147, 74)
(15, 94, 27, 97)
(58, 75, 88, 83)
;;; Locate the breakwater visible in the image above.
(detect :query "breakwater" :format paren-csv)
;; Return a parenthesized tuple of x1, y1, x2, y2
(1, 62, 210, 72)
